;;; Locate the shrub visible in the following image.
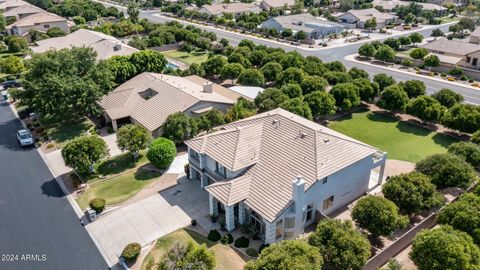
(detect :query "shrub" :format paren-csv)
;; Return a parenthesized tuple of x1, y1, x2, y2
(221, 233, 234, 244)
(207, 230, 221, 242)
(448, 77, 455, 81)
(441, 73, 447, 77)
(107, 127, 114, 134)
(89, 198, 106, 213)
(401, 59, 412, 67)
(234, 236, 249, 248)
(121, 242, 141, 261)
(146, 137, 176, 169)
(448, 67, 463, 76)
(184, 163, 190, 178)
(246, 248, 258, 257)
(258, 243, 270, 254)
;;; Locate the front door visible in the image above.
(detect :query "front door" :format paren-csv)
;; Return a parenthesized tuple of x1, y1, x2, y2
(472, 58, 478, 66)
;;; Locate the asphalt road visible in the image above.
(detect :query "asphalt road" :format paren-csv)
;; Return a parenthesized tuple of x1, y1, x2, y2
(0, 101, 108, 270)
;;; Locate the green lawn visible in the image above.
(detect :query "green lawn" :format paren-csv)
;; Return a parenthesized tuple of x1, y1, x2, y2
(328, 111, 458, 163)
(39, 114, 95, 148)
(161, 49, 209, 65)
(76, 168, 161, 210)
(141, 229, 245, 270)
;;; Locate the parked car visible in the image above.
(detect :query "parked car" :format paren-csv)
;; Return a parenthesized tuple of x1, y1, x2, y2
(3, 80, 21, 89)
(17, 129, 34, 147)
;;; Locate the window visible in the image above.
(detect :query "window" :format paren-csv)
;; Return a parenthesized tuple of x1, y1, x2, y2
(43, 24, 50, 29)
(215, 161, 226, 177)
(285, 217, 295, 228)
(275, 220, 283, 240)
(467, 56, 471, 63)
(190, 150, 199, 161)
(322, 196, 334, 211)
(306, 204, 314, 222)
(322, 177, 328, 184)
(473, 58, 478, 66)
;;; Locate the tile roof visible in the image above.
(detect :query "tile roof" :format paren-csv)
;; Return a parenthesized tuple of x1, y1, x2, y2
(31, 29, 138, 60)
(372, 0, 446, 11)
(421, 38, 480, 56)
(205, 175, 252, 206)
(3, 4, 44, 18)
(262, 0, 295, 8)
(7, 11, 66, 28)
(471, 26, 480, 38)
(98, 72, 235, 132)
(186, 108, 378, 222)
(345, 8, 397, 23)
(199, 2, 261, 15)
(263, 13, 345, 33)
(0, 0, 28, 11)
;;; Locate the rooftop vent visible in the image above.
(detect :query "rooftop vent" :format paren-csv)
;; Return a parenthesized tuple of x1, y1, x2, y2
(323, 139, 330, 143)
(272, 119, 280, 128)
(113, 43, 122, 51)
(203, 82, 213, 93)
(138, 88, 158, 100)
(299, 131, 307, 138)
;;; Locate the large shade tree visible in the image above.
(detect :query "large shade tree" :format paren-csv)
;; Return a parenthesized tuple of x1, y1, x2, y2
(61, 135, 108, 173)
(116, 124, 152, 159)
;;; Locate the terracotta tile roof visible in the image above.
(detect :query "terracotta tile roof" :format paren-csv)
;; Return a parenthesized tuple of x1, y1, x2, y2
(186, 108, 378, 222)
(98, 72, 235, 132)
(31, 29, 138, 60)
(205, 175, 252, 206)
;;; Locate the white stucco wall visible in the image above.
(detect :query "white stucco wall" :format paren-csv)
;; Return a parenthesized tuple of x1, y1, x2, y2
(12, 20, 69, 36)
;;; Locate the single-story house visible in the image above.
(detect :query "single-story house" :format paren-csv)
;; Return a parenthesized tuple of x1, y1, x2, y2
(3, 4, 44, 19)
(421, 38, 480, 68)
(470, 26, 480, 44)
(372, 0, 447, 16)
(260, 0, 296, 11)
(198, 2, 262, 17)
(31, 29, 138, 61)
(336, 8, 398, 29)
(98, 72, 241, 135)
(424, 0, 466, 7)
(6, 11, 69, 36)
(260, 13, 345, 40)
(0, 0, 29, 11)
(185, 108, 387, 243)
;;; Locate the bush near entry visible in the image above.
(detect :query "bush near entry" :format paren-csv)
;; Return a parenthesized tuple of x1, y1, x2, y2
(146, 137, 176, 169)
(89, 198, 106, 213)
(121, 242, 141, 261)
(234, 236, 250, 248)
(207, 229, 221, 242)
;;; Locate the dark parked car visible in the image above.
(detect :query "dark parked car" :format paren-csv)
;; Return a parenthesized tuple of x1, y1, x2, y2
(3, 80, 21, 89)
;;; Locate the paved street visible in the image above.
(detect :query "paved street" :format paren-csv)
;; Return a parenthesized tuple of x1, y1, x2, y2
(0, 101, 108, 270)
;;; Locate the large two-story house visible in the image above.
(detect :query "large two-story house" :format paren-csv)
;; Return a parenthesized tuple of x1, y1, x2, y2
(185, 108, 387, 243)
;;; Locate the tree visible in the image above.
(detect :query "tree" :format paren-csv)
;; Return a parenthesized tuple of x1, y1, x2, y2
(46, 27, 65, 37)
(105, 55, 137, 84)
(225, 97, 256, 122)
(352, 195, 408, 237)
(158, 242, 215, 270)
(7, 36, 28, 52)
(254, 88, 289, 112)
(416, 153, 476, 189)
(471, 130, 480, 144)
(409, 32, 423, 46)
(116, 124, 152, 159)
(410, 225, 480, 270)
(281, 28, 293, 38)
(0, 55, 24, 74)
(348, 67, 369, 79)
(377, 85, 409, 111)
(197, 109, 226, 131)
(202, 55, 227, 77)
(353, 78, 377, 101)
(147, 137, 176, 169)
(374, 45, 395, 63)
(294, 30, 306, 40)
(398, 36, 411, 48)
(373, 73, 396, 91)
(260, 62, 282, 82)
(279, 97, 313, 120)
(220, 63, 244, 83)
(424, 54, 439, 71)
(406, 95, 445, 122)
(304, 91, 336, 119)
(163, 112, 198, 143)
(127, 2, 139, 22)
(447, 142, 480, 170)
(431, 28, 444, 40)
(323, 71, 352, 85)
(383, 38, 401, 51)
(276, 67, 305, 85)
(61, 135, 108, 173)
(300, 75, 328, 94)
(245, 240, 323, 270)
(325, 61, 346, 72)
(405, 13, 416, 24)
(442, 104, 480, 134)
(22, 47, 114, 118)
(281, 83, 302, 98)
(382, 172, 444, 215)
(330, 83, 361, 111)
(364, 17, 377, 31)
(238, 69, 265, 86)
(129, 50, 167, 74)
(308, 219, 371, 270)
(400, 80, 426, 98)
(409, 48, 429, 59)
(358, 43, 376, 59)
(431, 88, 463, 108)
(458, 17, 476, 31)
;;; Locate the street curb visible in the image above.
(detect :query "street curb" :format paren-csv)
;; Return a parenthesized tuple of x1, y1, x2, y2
(345, 54, 480, 94)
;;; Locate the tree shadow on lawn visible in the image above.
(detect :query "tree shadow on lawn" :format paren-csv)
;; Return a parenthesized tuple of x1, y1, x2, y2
(366, 111, 398, 123)
(134, 167, 162, 181)
(431, 133, 458, 148)
(96, 152, 138, 176)
(395, 121, 432, 137)
(184, 229, 215, 248)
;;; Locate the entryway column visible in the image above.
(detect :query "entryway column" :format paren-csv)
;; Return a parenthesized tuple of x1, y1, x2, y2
(201, 174, 208, 188)
(209, 193, 218, 217)
(264, 221, 276, 244)
(112, 119, 118, 131)
(238, 202, 246, 225)
(225, 205, 235, 232)
(377, 155, 387, 186)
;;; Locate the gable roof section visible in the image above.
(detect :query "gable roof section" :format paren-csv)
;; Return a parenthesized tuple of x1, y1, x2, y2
(346, 8, 397, 23)
(7, 11, 66, 28)
(3, 4, 44, 17)
(0, 0, 28, 11)
(200, 2, 260, 15)
(422, 38, 480, 56)
(264, 13, 344, 33)
(262, 0, 295, 8)
(186, 108, 378, 222)
(205, 175, 252, 206)
(471, 26, 480, 38)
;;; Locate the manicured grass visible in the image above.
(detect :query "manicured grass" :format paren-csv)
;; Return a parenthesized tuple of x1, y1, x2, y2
(328, 111, 459, 163)
(141, 229, 245, 270)
(161, 49, 209, 65)
(76, 168, 161, 210)
(40, 114, 95, 148)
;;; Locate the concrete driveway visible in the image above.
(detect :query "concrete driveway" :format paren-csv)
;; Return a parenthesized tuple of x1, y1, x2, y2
(86, 177, 210, 267)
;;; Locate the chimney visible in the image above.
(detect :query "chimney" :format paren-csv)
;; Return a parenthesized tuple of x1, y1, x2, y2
(203, 82, 213, 93)
(292, 175, 305, 214)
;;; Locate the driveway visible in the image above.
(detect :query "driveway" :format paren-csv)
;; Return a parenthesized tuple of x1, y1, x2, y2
(86, 177, 210, 267)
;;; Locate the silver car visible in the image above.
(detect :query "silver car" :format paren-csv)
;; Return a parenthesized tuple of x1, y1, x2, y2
(17, 129, 34, 147)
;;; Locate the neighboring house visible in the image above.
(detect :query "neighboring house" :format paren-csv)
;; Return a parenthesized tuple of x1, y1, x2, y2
(336, 8, 398, 29)
(421, 38, 480, 68)
(470, 27, 480, 44)
(424, 0, 466, 7)
(31, 29, 139, 61)
(260, 0, 295, 10)
(0, 0, 29, 11)
(3, 4, 44, 19)
(228, 86, 264, 100)
(372, 0, 447, 16)
(185, 108, 387, 243)
(260, 13, 345, 40)
(198, 2, 262, 17)
(6, 12, 69, 36)
(98, 72, 240, 135)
